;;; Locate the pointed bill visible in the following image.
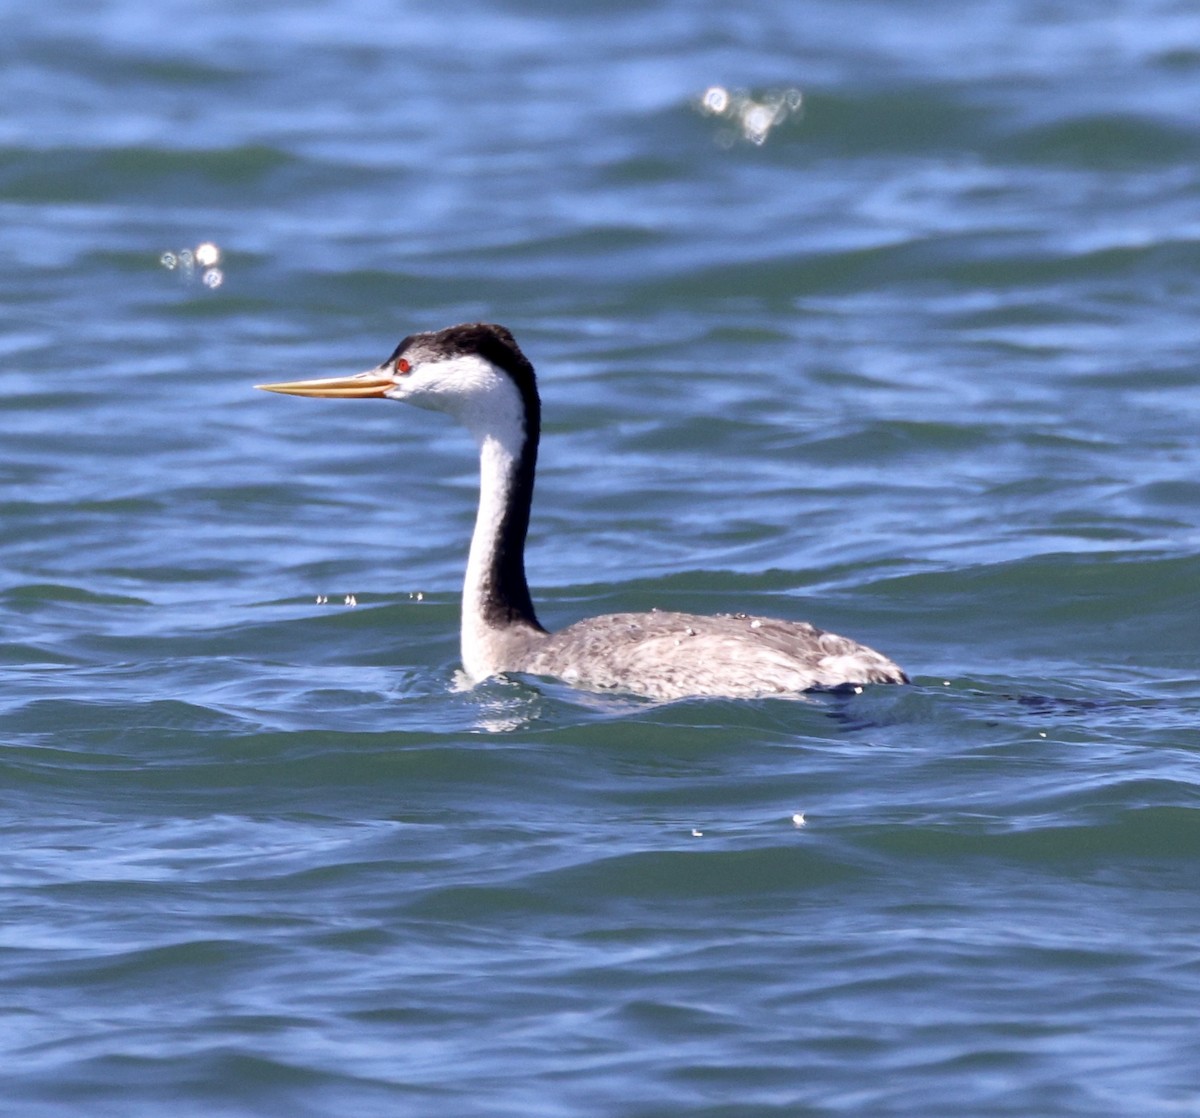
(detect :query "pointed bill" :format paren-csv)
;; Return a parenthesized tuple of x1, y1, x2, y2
(255, 371, 393, 398)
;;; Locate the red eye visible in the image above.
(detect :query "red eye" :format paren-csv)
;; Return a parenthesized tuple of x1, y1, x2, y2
(396, 358, 411, 374)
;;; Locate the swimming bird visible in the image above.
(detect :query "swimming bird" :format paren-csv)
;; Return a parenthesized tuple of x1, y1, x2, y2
(258, 323, 907, 700)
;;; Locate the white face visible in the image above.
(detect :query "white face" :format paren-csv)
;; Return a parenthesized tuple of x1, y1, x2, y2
(383, 352, 526, 444)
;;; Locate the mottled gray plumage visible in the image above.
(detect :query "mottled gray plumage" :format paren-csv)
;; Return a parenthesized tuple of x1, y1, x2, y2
(515, 610, 907, 701)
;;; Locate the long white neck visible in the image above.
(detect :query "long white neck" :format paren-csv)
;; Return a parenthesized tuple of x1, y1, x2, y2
(457, 393, 544, 681)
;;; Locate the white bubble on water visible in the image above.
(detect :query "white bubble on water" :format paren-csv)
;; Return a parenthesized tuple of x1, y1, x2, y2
(740, 102, 779, 145)
(195, 241, 221, 267)
(701, 85, 730, 115)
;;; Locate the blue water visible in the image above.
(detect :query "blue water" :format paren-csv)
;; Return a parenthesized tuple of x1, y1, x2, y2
(3, 1, 1200, 1114)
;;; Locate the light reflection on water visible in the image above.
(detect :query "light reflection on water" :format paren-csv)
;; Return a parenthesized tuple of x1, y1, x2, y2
(160, 241, 224, 288)
(697, 84, 804, 145)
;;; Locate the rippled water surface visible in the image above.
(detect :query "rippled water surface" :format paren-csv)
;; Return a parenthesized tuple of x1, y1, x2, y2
(4, 1, 1200, 1114)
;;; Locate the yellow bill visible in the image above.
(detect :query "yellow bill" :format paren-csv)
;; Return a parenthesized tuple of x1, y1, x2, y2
(255, 372, 393, 398)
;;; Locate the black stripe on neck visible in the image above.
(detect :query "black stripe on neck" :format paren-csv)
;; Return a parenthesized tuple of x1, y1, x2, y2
(483, 401, 543, 632)
(462, 325, 545, 633)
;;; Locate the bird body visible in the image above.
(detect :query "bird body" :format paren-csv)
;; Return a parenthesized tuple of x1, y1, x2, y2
(258, 323, 907, 700)
(518, 610, 905, 701)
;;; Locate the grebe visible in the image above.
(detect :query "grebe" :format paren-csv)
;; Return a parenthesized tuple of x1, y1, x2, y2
(258, 323, 907, 701)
